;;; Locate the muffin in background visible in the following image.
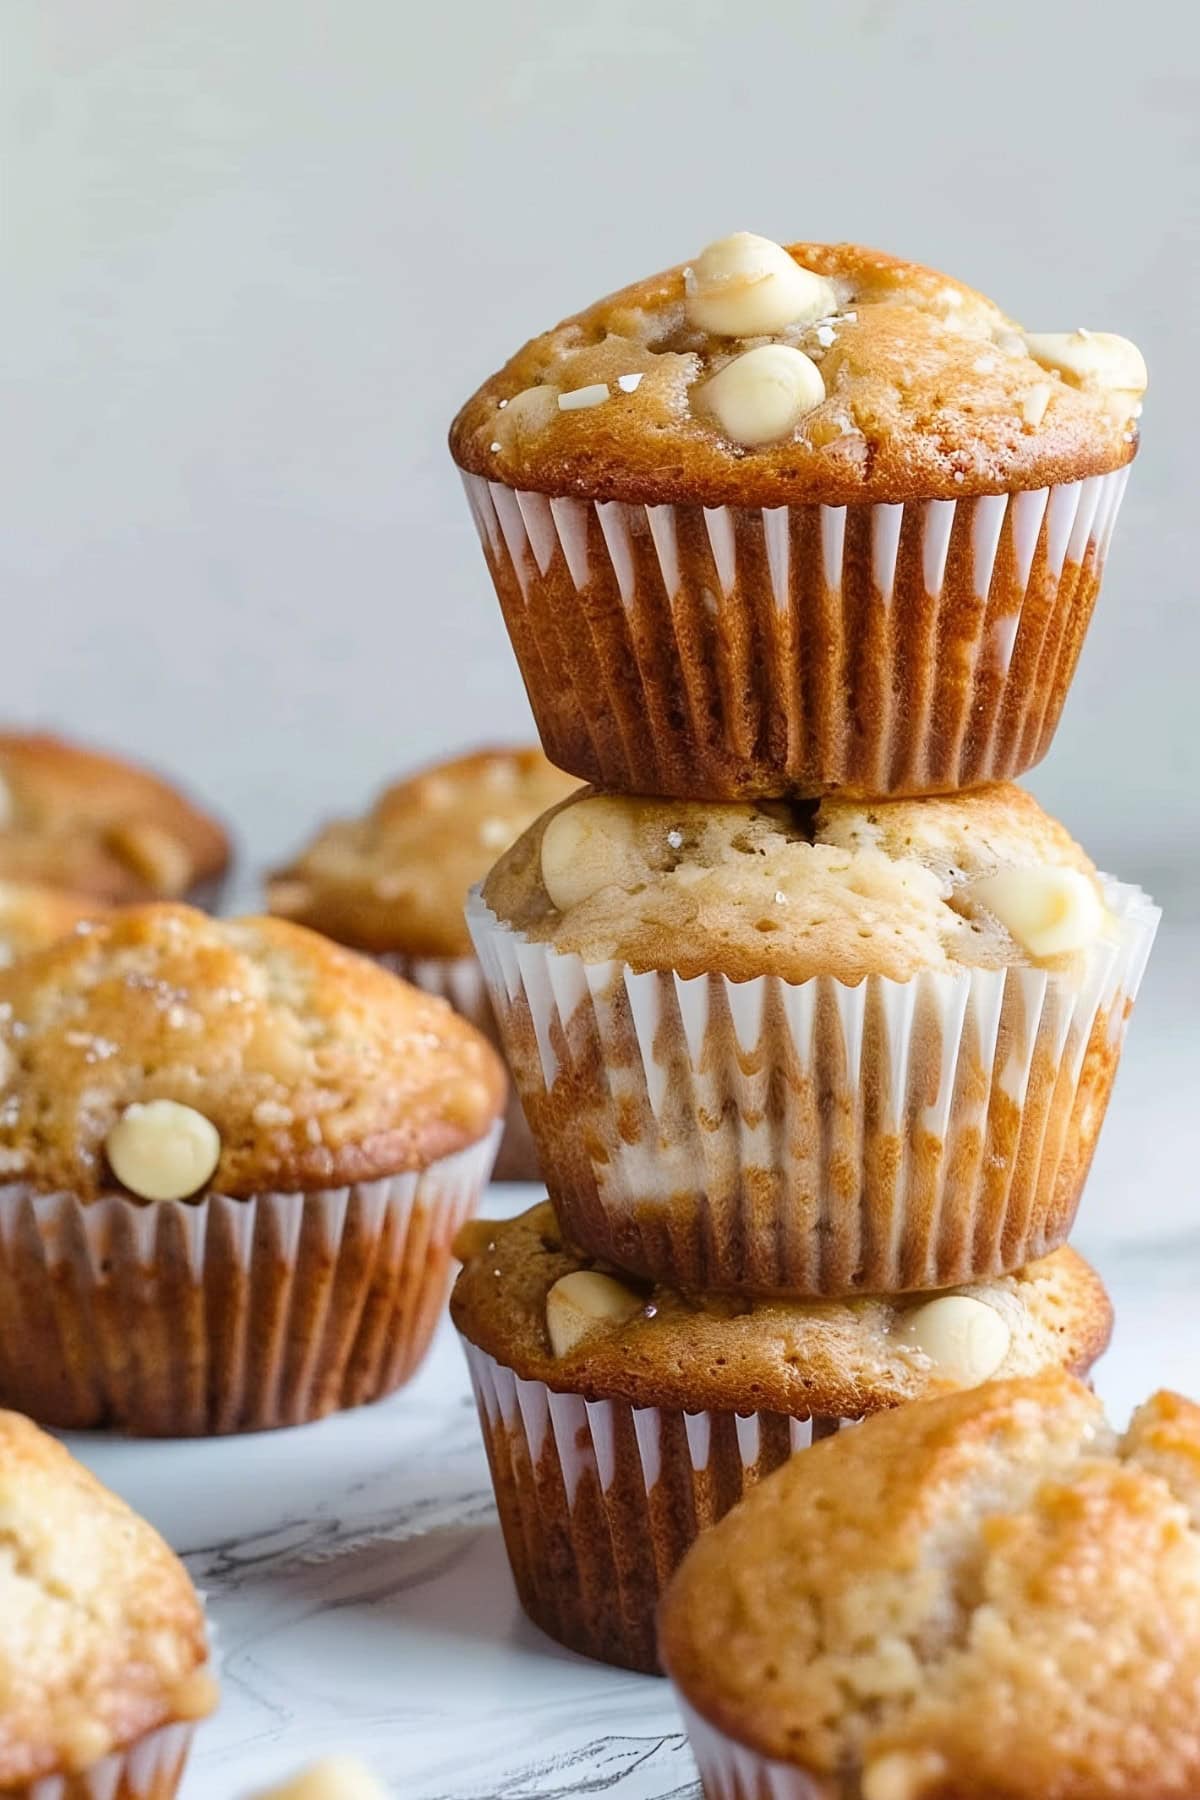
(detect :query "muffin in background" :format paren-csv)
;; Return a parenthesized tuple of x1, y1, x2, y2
(470, 782, 1158, 1297)
(268, 746, 578, 1179)
(0, 730, 230, 906)
(0, 1407, 215, 1798)
(661, 1373, 1200, 1800)
(451, 234, 1144, 801)
(0, 877, 105, 966)
(452, 1203, 1111, 1673)
(0, 904, 505, 1434)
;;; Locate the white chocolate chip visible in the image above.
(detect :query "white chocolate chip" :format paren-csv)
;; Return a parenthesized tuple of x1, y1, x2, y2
(862, 1750, 950, 1800)
(558, 383, 610, 412)
(545, 1270, 643, 1357)
(969, 865, 1104, 961)
(898, 1295, 1011, 1388)
(700, 343, 826, 447)
(539, 797, 643, 911)
(1021, 330, 1147, 421)
(251, 1758, 389, 1800)
(1020, 382, 1054, 428)
(686, 232, 837, 337)
(105, 1100, 221, 1202)
(616, 372, 644, 393)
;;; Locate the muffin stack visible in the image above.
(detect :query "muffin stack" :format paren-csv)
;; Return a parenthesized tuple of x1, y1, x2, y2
(447, 233, 1159, 1670)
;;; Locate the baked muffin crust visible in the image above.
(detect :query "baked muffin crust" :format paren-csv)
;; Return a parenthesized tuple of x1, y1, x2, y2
(0, 879, 103, 967)
(481, 782, 1104, 985)
(269, 746, 578, 958)
(0, 1408, 213, 1786)
(0, 904, 506, 1199)
(0, 731, 230, 903)
(661, 1373, 1200, 1800)
(451, 240, 1141, 506)
(451, 1203, 1111, 1417)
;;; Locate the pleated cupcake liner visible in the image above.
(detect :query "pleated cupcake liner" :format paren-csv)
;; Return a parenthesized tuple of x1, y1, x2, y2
(462, 1339, 856, 1673)
(21, 1719, 200, 1800)
(467, 884, 1158, 1297)
(459, 466, 1130, 800)
(670, 1698, 828, 1800)
(0, 1126, 499, 1436)
(376, 950, 539, 1181)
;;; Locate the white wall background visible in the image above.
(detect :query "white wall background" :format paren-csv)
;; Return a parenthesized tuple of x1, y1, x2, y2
(5, 0, 1197, 887)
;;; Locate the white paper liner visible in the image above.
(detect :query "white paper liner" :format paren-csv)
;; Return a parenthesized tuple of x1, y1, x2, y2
(460, 468, 1131, 798)
(0, 1126, 500, 1435)
(467, 883, 1158, 1295)
(461, 1339, 856, 1673)
(674, 1697, 826, 1800)
(22, 1719, 198, 1800)
(376, 951, 538, 1180)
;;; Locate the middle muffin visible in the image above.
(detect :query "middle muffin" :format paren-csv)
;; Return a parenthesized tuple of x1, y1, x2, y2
(469, 781, 1158, 1297)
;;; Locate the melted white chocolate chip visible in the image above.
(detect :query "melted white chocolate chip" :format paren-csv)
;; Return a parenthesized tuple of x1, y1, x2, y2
(545, 1269, 643, 1357)
(105, 1099, 221, 1201)
(250, 1758, 389, 1800)
(539, 797, 644, 911)
(1021, 330, 1147, 422)
(685, 232, 837, 337)
(700, 343, 826, 447)
(969, 865, 1104, 961)
(898, 1295, 1011, 1387)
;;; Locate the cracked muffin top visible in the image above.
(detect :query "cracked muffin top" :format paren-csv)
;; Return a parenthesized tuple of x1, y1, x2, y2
(0, 1408, 215, 1787)
(479, 782, 1122, 985)
(451, 1203, 1110, 1417)
(660, 1373, 1200, 1800)
(268, 746, 578, 959)
(0, 904, 505, 1200)
(0, 732, 230, 904)
(0, 879, 105, 967)
(450, 235, 1144, 507)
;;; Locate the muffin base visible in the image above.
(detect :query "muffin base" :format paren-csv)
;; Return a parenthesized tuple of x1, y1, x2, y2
(21, 1719, 198, 1800)
(0, 1127, 499, 1435)
(461, 468, 1130, 800)
(468, 884, 1158, 1297)
(463, 1339, 853, 1674)
(378, 951, 538, 1182)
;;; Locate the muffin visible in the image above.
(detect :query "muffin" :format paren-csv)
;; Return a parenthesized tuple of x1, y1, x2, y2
(0, 730, 230, 905)
(452, 1203, 1111, 1673)
(0, 904, 505, 1434)
(469, 783, 1158, 1296)
(661, 1372, 1200, 1800)
(0, 1408, 216, 1797)
(450, 235, 1144, 801)
(268, 746, 578, 1179)
(0, 877, 105, 966)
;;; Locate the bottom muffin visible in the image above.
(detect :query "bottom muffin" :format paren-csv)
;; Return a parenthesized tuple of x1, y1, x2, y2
(0, 1409, 216, 1798)
(451, 1203, 1112, 1673)
(661, 1373, 1200, 1800)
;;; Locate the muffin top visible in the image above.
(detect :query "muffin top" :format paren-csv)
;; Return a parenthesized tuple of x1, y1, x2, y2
(450, 235, 1144, 507)
(0, 879, 104, 968)
(0, 905, 506, 1201)
(0, 731, 230, 904)
(451, 1203, 1110, 1416)
(268, 746, 579, 959)
(0, 1408, 214, 1787)
(660, 1373, 1200, 1800)
(480, 782, 1119, 985)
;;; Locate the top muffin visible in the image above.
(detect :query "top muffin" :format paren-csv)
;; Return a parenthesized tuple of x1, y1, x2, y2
(0, 904, 506, 1200)
(451, 235, 1145, 506)
(0, 731, 230, 903)
(268, 746, 578, 958)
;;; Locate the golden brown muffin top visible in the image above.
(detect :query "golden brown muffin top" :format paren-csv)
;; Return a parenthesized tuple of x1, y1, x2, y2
(0, 905, 506, 1201)
(268, 746, 579, 958)
(450, 237, 1143, 507)
(0, 880, 105, 968)
(451, 1204, 1110, 1417)
(661, 1374, 1200, 1800)
(0, 731, 230, 904)
(480, 782, 1114, 986)
(0, 1409, 215, 1787)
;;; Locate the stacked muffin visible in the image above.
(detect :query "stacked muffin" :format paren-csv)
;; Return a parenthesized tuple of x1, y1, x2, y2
(447, 233, 1159, 1671)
